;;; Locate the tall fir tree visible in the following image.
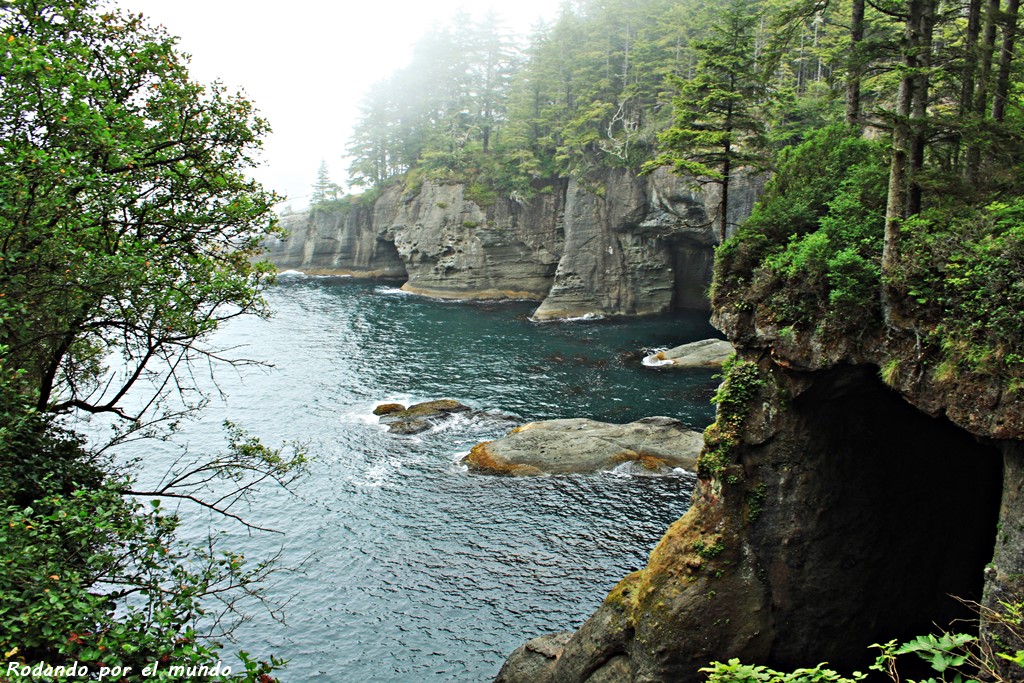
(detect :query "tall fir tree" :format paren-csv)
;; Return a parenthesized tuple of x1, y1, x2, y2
(310, 160, 339, 206)
(648, 0, 769, 242)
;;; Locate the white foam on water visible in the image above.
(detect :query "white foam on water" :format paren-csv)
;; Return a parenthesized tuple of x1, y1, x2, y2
(354, 455, 404, 489)
(529, 312, 606, 323)
(375, 285, 413, 296)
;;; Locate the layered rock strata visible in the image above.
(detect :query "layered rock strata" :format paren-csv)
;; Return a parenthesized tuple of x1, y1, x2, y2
(264, 169, 764, 317)
(271, 205, 406, 278)
(531, 169, 763, 320)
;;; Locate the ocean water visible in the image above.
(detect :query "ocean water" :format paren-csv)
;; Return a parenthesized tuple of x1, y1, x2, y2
(126, 275, 722, 682)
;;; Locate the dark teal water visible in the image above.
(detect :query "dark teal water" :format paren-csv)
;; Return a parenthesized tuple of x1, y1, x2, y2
(137, 275, 721, 682)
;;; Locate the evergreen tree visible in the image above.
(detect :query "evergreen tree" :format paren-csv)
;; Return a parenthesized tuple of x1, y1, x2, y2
(347, 84, 395, 187)
(648, 0, 769, 242)
(310, 160, 340, 206)
(469, 11, 519, 154)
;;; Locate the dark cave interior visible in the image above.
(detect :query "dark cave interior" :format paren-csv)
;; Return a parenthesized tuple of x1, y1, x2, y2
(752, 365, 1003, 672)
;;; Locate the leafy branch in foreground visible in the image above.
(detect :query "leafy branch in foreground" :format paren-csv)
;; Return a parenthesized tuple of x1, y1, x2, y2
(702, 599, 1024, 683)
(0, 0, 282, 426)
(126, 421, 308, 533)
(0, 399, 292, 681)
(0, 0, 302, 678)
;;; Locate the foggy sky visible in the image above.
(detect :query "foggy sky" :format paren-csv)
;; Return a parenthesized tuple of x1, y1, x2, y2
(117, 0, 559, 209)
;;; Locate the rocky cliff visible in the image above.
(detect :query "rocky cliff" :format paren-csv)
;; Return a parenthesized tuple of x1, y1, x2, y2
(264, 169, 764, 316)
(495, 334, 1015, 683)
(492, 207, 1024, 682)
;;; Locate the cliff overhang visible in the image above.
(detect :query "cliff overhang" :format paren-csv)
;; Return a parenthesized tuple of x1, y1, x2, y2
(495, 315, 1018, 682)
(493, 151, 1024, 681)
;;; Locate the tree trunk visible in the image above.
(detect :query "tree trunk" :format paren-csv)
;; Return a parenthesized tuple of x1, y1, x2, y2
(908, 0, 935, 216)
(977, 0, 1002, 116)
(845, 0, 866, 127)
(961, 0, 983, 118)
(721, 104, 734, 245)
(884, 82, 912, 280)
(883, 0, 933, 320)
(720, 158, 731, 244)
(993, 0, 1021, 122)
(966, 0, 1001, 182)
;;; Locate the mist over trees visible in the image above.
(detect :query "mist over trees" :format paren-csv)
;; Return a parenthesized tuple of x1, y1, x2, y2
(345, 0, 1024, 207)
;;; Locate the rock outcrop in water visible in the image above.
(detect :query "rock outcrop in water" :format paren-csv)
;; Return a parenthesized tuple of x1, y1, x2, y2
(376, 399, 472, 435)
(264, 168, 764, 317)
(463, 417, 702, 475)
(642, 338, 733, 369)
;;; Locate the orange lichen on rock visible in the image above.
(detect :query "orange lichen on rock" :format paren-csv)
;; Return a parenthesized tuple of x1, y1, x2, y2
(373, 403, 405, 416)
(463, 441, 543, 476)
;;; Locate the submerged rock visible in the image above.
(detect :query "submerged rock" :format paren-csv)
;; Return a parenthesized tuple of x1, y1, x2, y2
(642, 338, 733, 369)
(463, 416, 702, 475)
(378, 399, 472, 435)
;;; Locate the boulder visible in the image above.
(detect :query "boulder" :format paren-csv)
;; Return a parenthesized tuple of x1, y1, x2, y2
(463, 416, 702, 475)
(493, 632, 573, 683)
(642, 338, 733, 369)
(378, 399, 472, 435)
(372, 402, 406, 416)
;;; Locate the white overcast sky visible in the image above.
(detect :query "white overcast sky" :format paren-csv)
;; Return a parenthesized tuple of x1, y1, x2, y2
(115, 0, 560, 210)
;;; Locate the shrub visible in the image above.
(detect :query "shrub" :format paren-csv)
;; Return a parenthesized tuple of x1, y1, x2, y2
(713, 126, 887, 331)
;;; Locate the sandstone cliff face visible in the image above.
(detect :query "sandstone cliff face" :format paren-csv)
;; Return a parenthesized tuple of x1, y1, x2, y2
(263, 169, 764, 315)
(532, 168, 763, 320)
(266, 204, 406, 278)
(377, 181, 564, 300)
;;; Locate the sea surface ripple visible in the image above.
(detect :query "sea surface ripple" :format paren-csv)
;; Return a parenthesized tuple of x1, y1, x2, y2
(125, 276, 721, 682)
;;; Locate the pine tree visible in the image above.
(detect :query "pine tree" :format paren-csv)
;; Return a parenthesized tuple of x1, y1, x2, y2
(310, 160, 339, 207)
(648, 0, 769, 243)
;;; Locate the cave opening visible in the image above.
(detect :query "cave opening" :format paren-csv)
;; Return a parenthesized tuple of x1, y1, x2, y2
(373, 236, 409, 283)
(756, 364, 1004, 673)
(669, 237, 714, 311)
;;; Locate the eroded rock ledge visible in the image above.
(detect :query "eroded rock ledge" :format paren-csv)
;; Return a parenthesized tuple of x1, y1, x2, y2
(463, 417, 702, 475)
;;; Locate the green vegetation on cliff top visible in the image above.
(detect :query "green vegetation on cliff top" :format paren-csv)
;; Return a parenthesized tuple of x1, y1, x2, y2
(342, 0, 1024, 392)
(342, 0, 849, 198)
